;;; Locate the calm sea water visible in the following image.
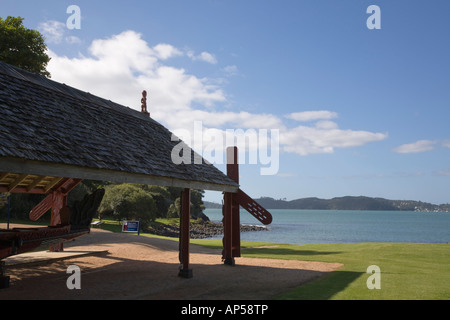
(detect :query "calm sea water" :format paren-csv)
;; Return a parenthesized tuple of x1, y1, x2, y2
(204, 208, 450, 245)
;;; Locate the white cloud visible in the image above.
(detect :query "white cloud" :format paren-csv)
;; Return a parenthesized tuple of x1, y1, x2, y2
(442, 140, 450, 148)
(280, 124, 387, 156)
(47, 30, 387, 158)
(47, 30, 224, 113)
(186, 50, 218, 64)
(281, 111, 386, 155)
(392, 140, 437, 154)
(153, 43, 182, 60)
(435, 169, 450, 176)
(315, 120, 339, 130)
(286, 110, 338, 122)
(65, 35, 82, 44)
(38, 20, 66, 44)
(38, 20, 81, 44)
(222, 65, 239, 76)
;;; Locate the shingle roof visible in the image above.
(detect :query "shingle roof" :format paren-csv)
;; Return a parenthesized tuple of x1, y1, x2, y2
(0, 61, 238, 192)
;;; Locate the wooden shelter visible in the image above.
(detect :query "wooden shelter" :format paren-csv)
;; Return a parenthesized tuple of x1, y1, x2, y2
(0, 61, 271, 287)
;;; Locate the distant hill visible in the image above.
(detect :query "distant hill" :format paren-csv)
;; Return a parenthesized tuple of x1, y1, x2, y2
(253, 196, 450, 212)
(203, 200, 222, 209)
(204, 196, 449, 212)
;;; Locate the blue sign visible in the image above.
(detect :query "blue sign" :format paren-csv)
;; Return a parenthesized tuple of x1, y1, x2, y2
(122, 218, 141, 235)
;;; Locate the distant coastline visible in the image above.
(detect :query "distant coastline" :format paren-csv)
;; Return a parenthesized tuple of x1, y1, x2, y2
(204, 196, 450, 212)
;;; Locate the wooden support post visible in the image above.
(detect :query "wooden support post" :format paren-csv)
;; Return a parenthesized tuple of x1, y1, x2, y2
(48, 191, 67, 252)
(178, 188, 192, 278)
(231, 192, 241, 257)
(222, 146, 240, 265)
(222, 192, 234, 265)
(47, 179, 81, 252)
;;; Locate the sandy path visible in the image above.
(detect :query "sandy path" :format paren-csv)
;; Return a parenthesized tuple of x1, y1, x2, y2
(0, 227, 342, 300)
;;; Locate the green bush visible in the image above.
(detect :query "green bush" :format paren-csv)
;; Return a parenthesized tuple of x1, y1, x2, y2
(167, 197, 181, 218)
(99, 184, 157, 225)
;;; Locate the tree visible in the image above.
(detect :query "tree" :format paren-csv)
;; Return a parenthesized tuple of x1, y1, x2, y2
(99, 184, 157, 225)
(190, 190, 207, 220)
(0, 16, 51, 77)
(166, 189, 208, 221)
(144, 186, 172, 218)
(167, 197, 181, 218)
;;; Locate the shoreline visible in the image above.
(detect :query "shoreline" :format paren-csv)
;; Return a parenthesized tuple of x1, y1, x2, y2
(146, 221, 268, 239)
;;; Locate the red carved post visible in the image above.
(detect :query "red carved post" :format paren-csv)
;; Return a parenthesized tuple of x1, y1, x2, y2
(48, 190, 67, 252)
(178, 188, 192, 278)
(222, 192, 233, 264)
(222, 146, 240, 265)
(28, 178, 82, 252)
(50, 190, 66, 226)
(228, 147, 241, 258)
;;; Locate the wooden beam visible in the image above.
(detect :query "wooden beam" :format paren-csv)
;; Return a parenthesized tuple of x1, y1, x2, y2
(0, 186, 46, 194)
(29, 193, 53, 221)
(59, 178, 82, 194)
(50, 177, 71, 193)
(26, 175, 47, 192)
(7, 174, 28, 191)
(0, 172, 9, 181)
(44, 177, 64, 193)
(0, 157, 239, 193)
(236, 189, 272, 225)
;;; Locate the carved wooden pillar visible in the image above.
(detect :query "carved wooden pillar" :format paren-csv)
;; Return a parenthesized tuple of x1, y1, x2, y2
(50, 190, 66, 226)
(222, 146, 240, 265)
(178, 188, 192, 278)
(222, 192, 233, 265)
(48, 190, 67, 252)
(28, 178, 82, 252)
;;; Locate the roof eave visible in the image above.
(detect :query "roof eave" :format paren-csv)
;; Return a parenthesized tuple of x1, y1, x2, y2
(0, 157, 239, 193)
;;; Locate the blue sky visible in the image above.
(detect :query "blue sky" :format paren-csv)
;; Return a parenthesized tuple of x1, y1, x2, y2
(2, 0, 450, 204)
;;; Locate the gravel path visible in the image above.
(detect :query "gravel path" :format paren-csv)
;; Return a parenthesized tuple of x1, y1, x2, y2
(0, 227, 342, 300)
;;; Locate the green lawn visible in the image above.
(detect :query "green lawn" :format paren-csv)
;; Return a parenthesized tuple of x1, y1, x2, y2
(190, 239, 449, 300)
(243, 242, 449, 300)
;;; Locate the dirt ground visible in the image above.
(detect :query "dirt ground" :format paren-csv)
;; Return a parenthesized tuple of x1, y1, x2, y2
(0, 226, 342, 300)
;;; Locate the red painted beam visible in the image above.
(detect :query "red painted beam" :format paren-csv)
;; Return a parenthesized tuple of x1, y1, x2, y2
(236, 189, 272, 225)
(29, 193, 53, 221)
(0, 186, 46, 194)
(28, 178, 82, 222)
(53, 178, 82, 194)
